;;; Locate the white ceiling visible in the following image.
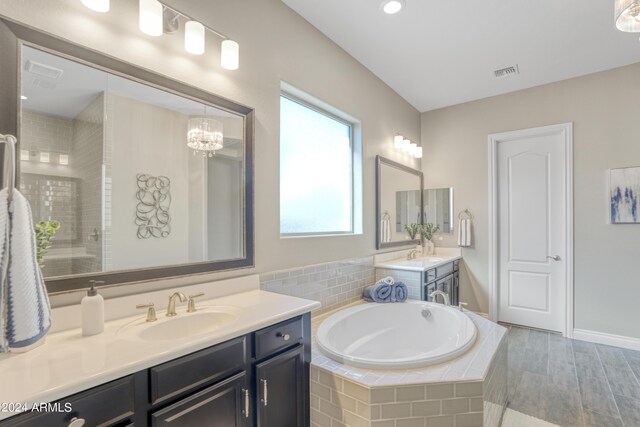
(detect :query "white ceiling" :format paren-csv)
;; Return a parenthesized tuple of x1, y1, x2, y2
(281, 0, 640, 112)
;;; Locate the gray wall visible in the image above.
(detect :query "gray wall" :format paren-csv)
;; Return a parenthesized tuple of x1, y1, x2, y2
(422, 62, 640, 339)
(0, 0, 421, 302)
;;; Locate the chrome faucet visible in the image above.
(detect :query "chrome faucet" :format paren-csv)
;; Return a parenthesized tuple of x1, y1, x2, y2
(430, 290, 451, 306)
(407, 249, 419, 260)
(166, 291, 187, 317)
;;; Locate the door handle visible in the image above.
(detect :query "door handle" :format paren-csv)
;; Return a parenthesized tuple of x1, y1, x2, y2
(242, 388, 249, 418)
(547, 255, 561, 261)
(260, 379, 268, 406)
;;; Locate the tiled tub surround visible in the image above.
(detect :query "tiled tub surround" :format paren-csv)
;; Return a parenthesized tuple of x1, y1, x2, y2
(310, 303, 508, 427)
(260, 256, 376, 315)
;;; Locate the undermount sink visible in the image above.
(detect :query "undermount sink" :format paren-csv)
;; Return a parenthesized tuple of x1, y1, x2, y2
(398, 257, 444, 266)
(117, 306, 241, 342)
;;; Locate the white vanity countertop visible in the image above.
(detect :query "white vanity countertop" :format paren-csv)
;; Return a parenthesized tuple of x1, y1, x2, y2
(0, 289, 320, 420)
(374, 247, 462, 272)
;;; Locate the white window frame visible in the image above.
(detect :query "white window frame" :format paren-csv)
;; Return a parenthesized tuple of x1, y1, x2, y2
(279, 82, 363, 238)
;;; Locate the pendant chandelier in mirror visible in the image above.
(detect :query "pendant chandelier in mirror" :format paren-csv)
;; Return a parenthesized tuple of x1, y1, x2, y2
(187, 116, 224, 157)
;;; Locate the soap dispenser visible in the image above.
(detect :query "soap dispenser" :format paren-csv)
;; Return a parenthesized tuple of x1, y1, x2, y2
(81, 280, 105, 336)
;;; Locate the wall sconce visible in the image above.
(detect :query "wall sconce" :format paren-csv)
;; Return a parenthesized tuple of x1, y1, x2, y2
(615, 0, 640, 35)
(185, 21, 205, 55)
(139, 0, 163, 37)
(394, 134, 423, 159)
(80, 0, 241, 69)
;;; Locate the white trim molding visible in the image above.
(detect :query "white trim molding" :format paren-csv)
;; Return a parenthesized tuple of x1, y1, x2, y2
(488, 122, 574, 338)
(574, 329, 640, 352)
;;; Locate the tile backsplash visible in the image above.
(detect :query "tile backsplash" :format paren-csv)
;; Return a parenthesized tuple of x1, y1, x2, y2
(260, 256, 375, 315)
(259, 250, 413, 314)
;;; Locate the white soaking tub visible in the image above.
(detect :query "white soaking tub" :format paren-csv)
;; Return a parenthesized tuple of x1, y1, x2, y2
(316, 300, 477, 369)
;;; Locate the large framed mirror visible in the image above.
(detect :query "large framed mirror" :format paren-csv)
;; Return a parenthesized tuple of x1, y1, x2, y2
(375, 156, 423, 249)
(0, 18, 254, 293)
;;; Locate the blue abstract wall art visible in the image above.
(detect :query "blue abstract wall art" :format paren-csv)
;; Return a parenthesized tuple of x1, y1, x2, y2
(610, 167, 640, 224)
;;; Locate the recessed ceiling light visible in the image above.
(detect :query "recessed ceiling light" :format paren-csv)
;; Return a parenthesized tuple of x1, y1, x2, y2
(381, 0, 404, 15)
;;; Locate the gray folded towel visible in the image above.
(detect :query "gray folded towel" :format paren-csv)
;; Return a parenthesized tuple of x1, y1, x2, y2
(392, 282, 408, 303)
(363, 277, 394, 303)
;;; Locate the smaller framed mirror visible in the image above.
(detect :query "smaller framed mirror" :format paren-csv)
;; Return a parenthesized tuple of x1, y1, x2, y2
(424, 188, 454, 234)
(375, 156, 423, 249)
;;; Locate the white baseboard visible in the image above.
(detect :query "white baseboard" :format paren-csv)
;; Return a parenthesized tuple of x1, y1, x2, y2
(573, 328, 640, 351)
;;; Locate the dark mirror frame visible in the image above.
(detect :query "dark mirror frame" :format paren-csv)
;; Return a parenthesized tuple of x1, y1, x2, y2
(375, 155, 423, 250)
(0, 17, 254, 294)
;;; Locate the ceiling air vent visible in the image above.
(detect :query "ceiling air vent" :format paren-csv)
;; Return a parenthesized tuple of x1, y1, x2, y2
(494, 65, 519, 78)
(24, 60, 64, 79)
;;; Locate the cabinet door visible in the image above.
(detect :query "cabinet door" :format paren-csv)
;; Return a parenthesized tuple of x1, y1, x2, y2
(436, 274, 453, 297)
(151, 371, 250, 427)
(255, 345, 305, 427)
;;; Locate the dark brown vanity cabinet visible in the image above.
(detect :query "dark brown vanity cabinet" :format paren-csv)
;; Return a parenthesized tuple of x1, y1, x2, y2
(0, 314, 311, 427)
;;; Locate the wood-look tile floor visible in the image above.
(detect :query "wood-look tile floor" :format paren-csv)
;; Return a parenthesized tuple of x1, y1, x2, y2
(505, 324, 640, 427)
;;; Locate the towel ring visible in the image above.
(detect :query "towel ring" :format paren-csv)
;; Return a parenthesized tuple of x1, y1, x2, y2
(458, 209, 473, 220)
(0, 134, 17, 204)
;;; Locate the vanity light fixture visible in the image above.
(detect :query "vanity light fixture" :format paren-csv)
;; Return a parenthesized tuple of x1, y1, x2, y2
(187, 117, 224, 157)
(81, 0, 241, 69)
(381, 0, 404, 15)
(20, 150, 30, 161)
(616, 0, 640, 34)
(59, 154, 70, 165)
(139, 0, 163, 37)
(185, 21, 205, 55)
(39, 152, 50, 163)
(393, 134, 422, 158)
(81, 0, 109, 13)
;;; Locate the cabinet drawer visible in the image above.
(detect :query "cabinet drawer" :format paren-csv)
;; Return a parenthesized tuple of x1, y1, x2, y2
(150, 336, 247, 405)
(254, 317, 303, 360)
(151, 371, 249, 427)
(425, 269, 436, 283)
(435, 262, 454, 278)
(1, 375, 138, 427)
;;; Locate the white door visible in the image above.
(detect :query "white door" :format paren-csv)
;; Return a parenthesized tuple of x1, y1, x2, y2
(495, 124, 570, 333)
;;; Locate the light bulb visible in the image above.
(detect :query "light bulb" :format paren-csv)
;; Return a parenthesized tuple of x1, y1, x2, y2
(40, 152, 50, 163)
(401, 138, 411, 152)
(382, 0, 403, 14)
(81, 0, 109, 13)
(394, 135, 404, 149)
(185, 21, 205, 55)
(221, 40, 240, 70)
(139, 0, 163, 37)
(414, 147, 423, 159)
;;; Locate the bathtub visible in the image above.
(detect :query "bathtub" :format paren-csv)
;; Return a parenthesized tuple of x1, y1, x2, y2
(316, 301, 477, 369)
